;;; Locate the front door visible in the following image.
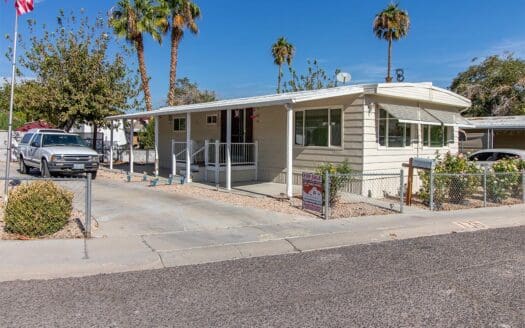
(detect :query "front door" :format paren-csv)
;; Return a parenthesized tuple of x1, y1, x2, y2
(220, 108, 253, 143)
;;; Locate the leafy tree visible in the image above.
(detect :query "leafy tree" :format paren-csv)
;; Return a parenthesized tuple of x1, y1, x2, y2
(15, 10, 139, 149)
(282, 59, 339, 92)
(170, 77, 216, 105)
(138, 118, 155, 149)
(271, 37, 295, 93)
(373, 3, 410, 83)
(450, 54, 525, 116)
(110, 0, 169, 112)
(161, 0, 201, 106)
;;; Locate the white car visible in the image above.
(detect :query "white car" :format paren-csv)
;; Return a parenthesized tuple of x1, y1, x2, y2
(17, 129, 99, 179)
(468, 149, 525, 169)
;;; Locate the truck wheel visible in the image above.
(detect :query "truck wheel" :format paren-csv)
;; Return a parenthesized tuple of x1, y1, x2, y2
(41, 159, 51, 178)
(90, 171, 97, 180)
(19, 157, 29, 174)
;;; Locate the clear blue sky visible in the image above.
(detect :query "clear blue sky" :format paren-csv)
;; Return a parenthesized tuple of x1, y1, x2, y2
(1, 0, 525, 108)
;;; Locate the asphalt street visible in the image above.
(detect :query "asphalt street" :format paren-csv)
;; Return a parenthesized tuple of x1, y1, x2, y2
(0, 226, 523, 328)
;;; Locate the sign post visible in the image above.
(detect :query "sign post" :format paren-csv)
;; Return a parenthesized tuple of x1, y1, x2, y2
(302, 172, 323, 215)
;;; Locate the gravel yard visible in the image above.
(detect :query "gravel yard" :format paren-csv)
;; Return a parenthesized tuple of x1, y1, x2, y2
(98, 168, 395, 219)
(0, 209, 90, 240)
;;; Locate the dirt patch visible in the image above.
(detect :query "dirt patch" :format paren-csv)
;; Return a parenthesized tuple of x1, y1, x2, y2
(330, 202, 394, 219)
(407, 194, 523, 211)
(0, 209, 94, 240)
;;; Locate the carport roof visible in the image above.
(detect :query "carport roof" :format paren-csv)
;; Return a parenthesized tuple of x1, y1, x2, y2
(106, 82, 471, 121)
(464, 115, 525, 129)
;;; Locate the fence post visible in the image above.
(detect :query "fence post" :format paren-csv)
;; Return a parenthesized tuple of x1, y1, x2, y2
(254, 141, 259, 181)
(204, 140, 209, 182)
(429, 169, 434, 211)
(324, 171, 330, 220)
(399, 169, 404, 213)
(522, 171, 525, 203)
(85, 173, 92, 238)
(215, 140, 220, 186)
(483, 168, 487, 207)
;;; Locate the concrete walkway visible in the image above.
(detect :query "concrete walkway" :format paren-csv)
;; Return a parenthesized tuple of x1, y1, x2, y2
(0, 176, 524, 282)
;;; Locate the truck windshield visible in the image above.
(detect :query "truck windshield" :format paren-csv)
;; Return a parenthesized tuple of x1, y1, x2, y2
(42, 134, 86, 147)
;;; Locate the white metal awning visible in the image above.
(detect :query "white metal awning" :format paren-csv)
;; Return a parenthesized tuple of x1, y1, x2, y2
(378, 104, 441, 125)
(424, 108, 473, 127)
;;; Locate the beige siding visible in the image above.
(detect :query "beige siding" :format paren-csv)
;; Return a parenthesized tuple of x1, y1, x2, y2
(158, 112, 220, 168)
(253, 95, 365, 182)
(362, 95, 460, 173)
(375, 84, 469, 108)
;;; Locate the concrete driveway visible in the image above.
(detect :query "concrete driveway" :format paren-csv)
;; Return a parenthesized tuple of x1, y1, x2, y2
(92, 178, 311, 243)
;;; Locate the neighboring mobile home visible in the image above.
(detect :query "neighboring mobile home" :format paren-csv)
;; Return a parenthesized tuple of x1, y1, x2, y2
(106, 82, 472, 197)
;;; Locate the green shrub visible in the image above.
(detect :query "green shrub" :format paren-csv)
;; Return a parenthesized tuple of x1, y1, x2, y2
(419, 152, 482, 205)
(4, 181, 73, 237)
(487, 158, 525, 202)
(316, 160, 352, 206)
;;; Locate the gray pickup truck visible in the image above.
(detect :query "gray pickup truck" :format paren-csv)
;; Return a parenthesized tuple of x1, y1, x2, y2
(17, 129, 99, 179)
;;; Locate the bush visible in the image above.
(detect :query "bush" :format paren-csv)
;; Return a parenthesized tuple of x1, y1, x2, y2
(487, 158, 525, 202)
(419, 152, 482, 205)
(4, 181, 73, 237)
(316, 160, 352, 206)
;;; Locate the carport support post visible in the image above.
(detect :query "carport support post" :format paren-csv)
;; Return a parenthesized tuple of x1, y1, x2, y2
(185, 112, 192, 183)
(154, 116, 159, 177)
(109, 122, 114, 170)
(215, 140, 220, 185)
(285, 104, 293, 198)
(226, 109, 232, 190)
(129, 119, 134, 174)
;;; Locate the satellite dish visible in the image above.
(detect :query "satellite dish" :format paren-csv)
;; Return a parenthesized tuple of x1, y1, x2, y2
(336, 72, 352, 84)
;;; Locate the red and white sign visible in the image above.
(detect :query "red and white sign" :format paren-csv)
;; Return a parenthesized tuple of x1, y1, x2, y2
(302, 173, 323, 213)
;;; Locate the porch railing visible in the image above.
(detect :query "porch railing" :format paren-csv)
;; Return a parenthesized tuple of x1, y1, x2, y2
(171, 139, 258, 180)
(206, 141, 258, 166)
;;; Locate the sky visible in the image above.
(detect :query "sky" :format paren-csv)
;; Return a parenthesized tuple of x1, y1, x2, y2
(1, 0, 525, 109)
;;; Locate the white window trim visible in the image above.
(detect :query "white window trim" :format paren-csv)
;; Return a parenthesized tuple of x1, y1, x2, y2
(173, 117, 186, 132)
(293, 106, 344, 149)
(206, 114, 218, 126)
(376, 108, 414, 149)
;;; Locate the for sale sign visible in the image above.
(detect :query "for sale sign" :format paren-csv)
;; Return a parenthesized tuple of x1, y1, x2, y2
(302, 172, 323, 213)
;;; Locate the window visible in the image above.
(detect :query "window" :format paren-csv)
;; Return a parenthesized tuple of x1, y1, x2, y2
(423, 125, 444, 147)
(173, 117, 186, 131)
(377, 109, 412, 147)
(42, 134, 86, 147)
(31, 134, 42, 147)
(20, 133, 33, 144)
(446, 126, 454, 144)
(294, 108, 342, 147)
(206, 114, 217, 125)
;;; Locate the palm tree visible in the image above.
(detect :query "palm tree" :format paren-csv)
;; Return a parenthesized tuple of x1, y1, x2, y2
(109, 0, 168, 111)
(373, 3, 410, 83)
(162, 0, 201, 106)
(271, 37, 295, 93)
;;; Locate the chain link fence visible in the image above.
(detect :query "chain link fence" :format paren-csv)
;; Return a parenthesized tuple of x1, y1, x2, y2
(1, 175, 92, 237)
(324, 171, 404, 220)
(414, 170, 525, 211)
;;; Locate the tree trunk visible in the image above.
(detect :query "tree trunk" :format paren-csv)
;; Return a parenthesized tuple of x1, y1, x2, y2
(167, 27, 183, 106)
(92, 123, 98, 151)
(277, 64, 282, 93)
(135, 35, 153, 112)
(386, 38, 393, 83)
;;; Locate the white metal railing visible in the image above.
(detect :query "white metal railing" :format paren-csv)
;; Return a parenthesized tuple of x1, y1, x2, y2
(206, 142, 257, 166)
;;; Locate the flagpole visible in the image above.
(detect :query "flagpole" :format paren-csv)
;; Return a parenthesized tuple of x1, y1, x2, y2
(4, 11, 19, 198)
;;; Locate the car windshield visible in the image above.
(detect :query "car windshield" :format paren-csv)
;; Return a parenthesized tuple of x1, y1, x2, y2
(42, 134, 86, 147)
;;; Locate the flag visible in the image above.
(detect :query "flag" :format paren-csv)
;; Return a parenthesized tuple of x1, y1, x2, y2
(15, 0, 33, 16)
